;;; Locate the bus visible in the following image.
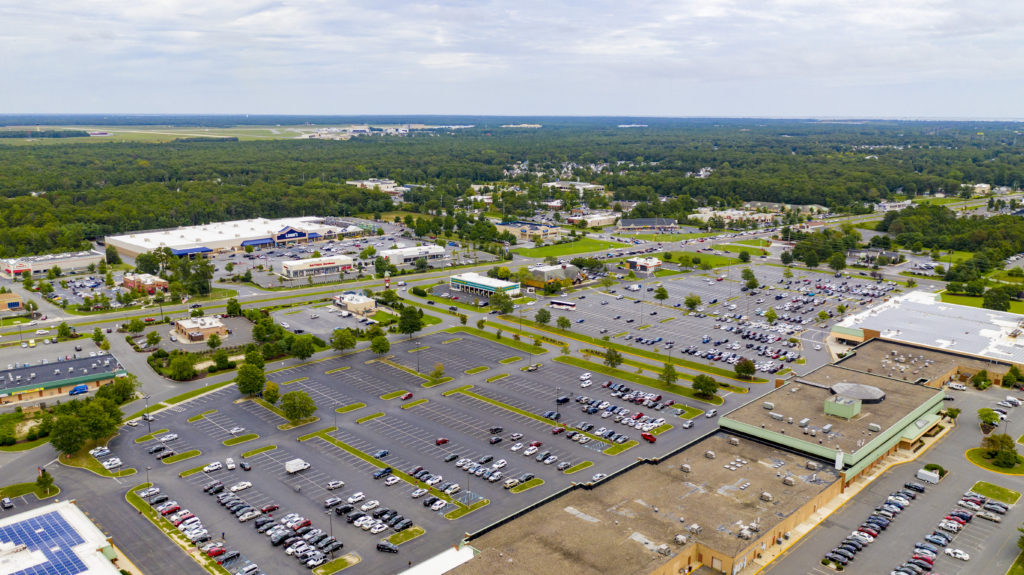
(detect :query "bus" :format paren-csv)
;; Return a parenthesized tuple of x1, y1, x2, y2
(549, 300, 576, 311)
(69, 384, 89, 396)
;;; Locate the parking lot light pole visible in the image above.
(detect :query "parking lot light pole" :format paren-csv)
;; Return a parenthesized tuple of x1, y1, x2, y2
(555, 386, 560, 419)
(143, 395, 152, 433)
(146, 465, 151, 485)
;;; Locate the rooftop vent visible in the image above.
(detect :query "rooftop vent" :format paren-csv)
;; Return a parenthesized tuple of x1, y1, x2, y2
(763, 402, 775, 410)
(769, 412, 784, 421)
(783, 476, 796, 486)
(728, 437, 740, 446)
(760, 492, 773, 502)
(868, 423, 882, 432)
(705, 451, 716, 460)
(680, 464, 691, 473)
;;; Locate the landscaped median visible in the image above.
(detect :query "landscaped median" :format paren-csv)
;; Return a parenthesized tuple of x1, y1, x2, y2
(187, 410, 217, 423)
(603, 440, 639, 455)
(444, 327, 548, 356)
(252, 398, 320, 430)
(554, 356, 724, 405)
(241, 445, 277, 458)
(280, 377, 308, 386)
(675, 405, 705, 419)
(401, 399, 428, 409)
(381, 390, 409, 400)
(325, 366, 351, 375)
(162, 449, 201, 464)
(970, 481, 1021, 504)
(464, 366, 490, 375)
(355, 412, 385, 424)
(179, 463, 209, 478)
(563, 461, 593, 475)
(387, 525, 425, 545)
(0, 481, 60, 500)
(134, 429, 169, 443)
(223, 433, 259, 446)
(61, 445, 137, 478)
(499, 356, 522, 364)
(336, 403, 366, 414)
(510, 478, 544, 494)
(966, 448, 1024, 475)
(312, 553, 361, 575)
(485, 373, 509, 383)
(299, 427, 488, 520)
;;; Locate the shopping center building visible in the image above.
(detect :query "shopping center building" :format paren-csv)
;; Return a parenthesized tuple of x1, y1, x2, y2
(0, 500, 124, 575)
(280, 255, 354, 278)
(449, 273, 521, 298)
(0, 250, 105, 279)
(379, 244, 446, 264)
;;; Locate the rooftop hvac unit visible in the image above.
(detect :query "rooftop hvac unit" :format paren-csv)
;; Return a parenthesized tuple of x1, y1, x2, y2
(680, 464, 691, 473)
(705, 451, 716, 459)
(803, 428, 809, 435)
(763, 402, 775, 410)
(673, 534, 688, 545)
(760, 492, 773, 502)
(798, 418, 810, 428)
(822, 424, 833, 434)
(729, 437, 740, 446)
(657, 544, 671, 556)
(688, 524, 702, 534)
(868, 423, 882, 432)
(809, 429, 817, 437)
(769, 412, 784, 421)
(783, 476, 796, 486)
(787, 417, 794, 424)
(738, 529, 752, 540)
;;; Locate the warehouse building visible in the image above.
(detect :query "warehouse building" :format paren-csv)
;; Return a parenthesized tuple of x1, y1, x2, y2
(450, 273, 521, 298)
(521, 264, 584, 289)
(174, 316, 228, 343)
(122, 273, 168, 294)
(0, 250, 105, 279)
(0, 500, 124, 575)
(105, 217, 349, 258)
(379, 244, 446, 264)
(280, 255, 354, 278)
(0, 355, 125, 405)
(565, 212, 619, 228)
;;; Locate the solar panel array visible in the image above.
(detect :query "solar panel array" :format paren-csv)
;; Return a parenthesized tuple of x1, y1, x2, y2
(0, 511, 87, 575)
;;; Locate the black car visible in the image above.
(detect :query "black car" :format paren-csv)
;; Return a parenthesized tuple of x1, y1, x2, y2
(377, 542, 399, 553)
(478, 455, 494, 464)
(335, 504, 354, 515)
(387, 514, 405, 527)
(904, 482, 926, 493)
(218, 550, 240, 563)
(444, 453, 459, 463)
(239, 461, 251, 471)
(346, 511, 366, 523)
(832, 548, 854, 560)
(423, 496, 438, 507)
(488, 436, 503, 444)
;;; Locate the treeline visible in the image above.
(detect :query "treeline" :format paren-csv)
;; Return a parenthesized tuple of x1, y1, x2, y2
(0, 129, 90, 139)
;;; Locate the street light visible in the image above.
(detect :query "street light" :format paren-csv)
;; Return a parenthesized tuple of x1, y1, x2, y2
(146, 465, 151, 485)
(143, 395, 152, 433)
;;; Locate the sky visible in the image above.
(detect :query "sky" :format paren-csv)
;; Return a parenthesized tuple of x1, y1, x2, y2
(2, 0, 1023, 117)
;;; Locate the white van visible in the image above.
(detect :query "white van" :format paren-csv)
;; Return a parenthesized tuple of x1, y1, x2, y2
(226, 458, 236, 470)
(705, 409, 718, 418)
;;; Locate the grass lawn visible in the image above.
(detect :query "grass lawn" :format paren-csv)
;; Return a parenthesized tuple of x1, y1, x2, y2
(313, 553, 361, 575)
(735, 239, 772, 247)
(486, 373, 509, 382)
(465, 366, 490, 375)
(371, 310, 398, 325)
(715, 244, 768, 256)
(941, 293, 1024, 314)
(617, 232, 717, 241)
(61, 446, 136, 478)
(134, 429, 169, 443)
(355, 412, 385, 424)
(676, 405, 705, 419)
(336, 403, 366, 413)
(657, 251, 743, 268)
(510, 478, 544, 493)
(0, 482, 59, 500)
(970, 481, 1021, 504)
(515, 237, 625, 258)
(603, 440, 639, 455)
(387, 526, 425, 545)
(1010, 551, 1024, 575)
(0, 436, 51, 452)
(162, 449, 201, 464)
(401, 399, 427, 409)
(242, 445, 277, 458)
(380, 390, 409, 400)
(653, 268, 682, 277)
(554, 356, 724, 405)
(0, 412, 24, 439)
(187, 410, 217, 423)
(223, 433, 259, 446)
(564, 461, 593, 474)
(499, 356, 521, 364)
(965, 448, 1024, 475)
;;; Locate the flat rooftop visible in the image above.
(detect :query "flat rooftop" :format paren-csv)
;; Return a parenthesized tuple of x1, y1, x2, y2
(451, 272, 519, 288)
(724, 365, 941, 455)
(451, 433, 838, 575)
(2, 250, 102, 265)
(0, 354, 121, 393)
(0, 500, 119, 575)
(839, 290, 1024, 365)
(838, 338, 1010, 382)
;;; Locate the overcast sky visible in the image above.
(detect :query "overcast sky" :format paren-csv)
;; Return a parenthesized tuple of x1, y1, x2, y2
(2, 0, 1022, 117)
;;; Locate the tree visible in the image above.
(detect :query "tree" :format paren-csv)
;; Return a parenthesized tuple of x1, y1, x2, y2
(36, 469, 55, 495)
(226, 298, 242, 316)
(692, 374, 719, 397)
(782, 267, 794, 279)
(92, 327, 104, 345)
(604, 348, 624, 369)
(236, 363, 266, 396)
(972, 370, 992, 390)
(654, 286, 669, 302)
(213, 349, 231, 370)
(290, 335, 316, 359)
(430, 363, 445, 381)
(817, 310, 830, 322)
(279, 390, 317, 422)
(535, 308, 551, 325)
(169, 356, 196, 381)
(57, 322, 72, 340)
(944, 407, 961, 421)
(735, 358, 756, 379)
(982, 433, 1016, 455)
(105, 244, 122, 265)
(207, 333, 221, 350)
(50, 416, 86, 457)
(804, 252, 819, 268)
(780, 251, 794, 265)
(684, 293, 701, 311)
(331, 328, 356, 351)
(146, 331, 161, 347)
(371, 336, 390, 356)
(746, 277, 760, 290)
(599, 276, 617, 289)
(244, 347, 265, 369)
(476, 318, 486, 330)
(126, 318, 145, 335)
(659, 363, 678, 387)
(978, 408, 1000, 426)
(556, 316, 571, 330)
(79, 399, 119, 441)
(764, 308, 778, 324)
(398, 306, 424, 339)
(984, 285, 1016, 312)
(263, 381, 280, 405)
(95, 373, 139, 405)
(828, 252, 847, 272)
(489, 291, 514, 314)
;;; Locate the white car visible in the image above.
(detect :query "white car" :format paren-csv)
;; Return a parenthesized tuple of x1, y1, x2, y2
(360, 500, 379, 511)
(370, 522, 388, 534)
(814, 344, 822, 351)
(426, 475, 443, 486)
(580, 380, 592, 388)
(579, 372, 592, 381)
(229, 427, 245, 434)
(158, 434, 179, 442)
(591, 473, 607, 482)
(203, 462, 222, 472)
(523, 446, 539, 456)
(945, 548, 970, 561)
(102, 458, 122, 469)
(347, 492, 365, 504)
(229, 481, 252, 492)
(492, 459, 507, 469)
(384, 476, 400, 486)
(354, 516, 373, 528)
(543, 455, 558, 465)
(509, 442, 524, 452)
(430, 499, 447, 511)
(326, 480, 345, 490)
(411, 488, 429, 498)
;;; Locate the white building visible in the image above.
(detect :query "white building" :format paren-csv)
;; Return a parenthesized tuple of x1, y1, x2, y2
(566, 213, 619, 228)
(542, 181, 606, 196)
(450, 273, 521, 297)
(379, 244, 446, 264)
(105, 217, 347, 258)
(332, 293, 376, 315)
(0, 250, 105, 279)
(280, 255, 354, 278)
(0, 500, 123, 575)
(690, 208, 775, 224)
(872, 200, 913, 213)
(627, 257, 662, 273)
(345, 178, 407, 204)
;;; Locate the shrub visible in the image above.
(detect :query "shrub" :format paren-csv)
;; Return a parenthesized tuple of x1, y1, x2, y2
(923, 463, 947, 477)
(26, 429, 38, 441)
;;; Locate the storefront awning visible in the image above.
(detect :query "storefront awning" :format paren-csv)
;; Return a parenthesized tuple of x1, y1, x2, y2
(241, 238, 273, 246)
(171, 247, 213, 256)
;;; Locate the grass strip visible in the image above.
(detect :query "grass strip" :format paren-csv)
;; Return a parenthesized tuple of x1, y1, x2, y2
(0, 482, 60, 500)
(441, 337, 463, 344)
(336, 403, 366, 413)
(465, 366, 490, 375)
(454, 388, 614, 447)
(603, 440, 639, 455)
(135, 429, 169, 443)
(126, 483, 231, 575)
(242, 445, 277, 458)
(443, 385, 473, 396)
(387, 526, 425, 545)
(499, 356, 522, 364)
(444, 327, 547, 356)
(165, 380, 235, 406)
(422, 377, 453, 389)
(650, 423, 673, 435)
(658, 317, 676, 323)
(444, 498, 489, 520)
(510, 478, 544, 494)
(564, 461, 593, 475)
(223, 433, 259, 446)
(280, 377, 308, 386)
(325, 366, 351, 375)
(355, 412, 385, 424)
(179, 464, 208, 477)
(970, 481, 1021, 504)
(278, 417, 319, 431)
(676, 405, 705, 419)
(408, 346, 430, 352)
(401, 399, 428, 409)
(378, 359, 428, 381)
(162, 449, 201, 464)
(381, 390, 409, 400)
(0, 437, 51, 452)
(187, 410, 217, 423)
(486, 373, 509, 383)
(312, 553, 361, 575)
(554, 356, 724, 405)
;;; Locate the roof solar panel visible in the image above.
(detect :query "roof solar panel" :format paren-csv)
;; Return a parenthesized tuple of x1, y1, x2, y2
(0, 511, 87, 575)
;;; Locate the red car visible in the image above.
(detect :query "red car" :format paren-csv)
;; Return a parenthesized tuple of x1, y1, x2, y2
(160, 505, 180, 516)
(144, 317, 156, 323)
(260, 504, 279, 514)
(291, 519, 311, 530)
(173, 513, 195, 526)
(912, 555, 933, 565)
(551, 427, 565, 435)
(529, 440, 543, 447)
(944, 515, 966, 525)
(641, 432, 657, 443)
(207, 547, 226, 558)
(401, 392, 414, 400)
(632, 412, 644, 420)
(435, 438, 449, 446)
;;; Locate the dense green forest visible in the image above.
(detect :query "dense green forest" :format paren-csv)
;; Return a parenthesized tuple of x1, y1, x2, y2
(2, 117, 1024, 257)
